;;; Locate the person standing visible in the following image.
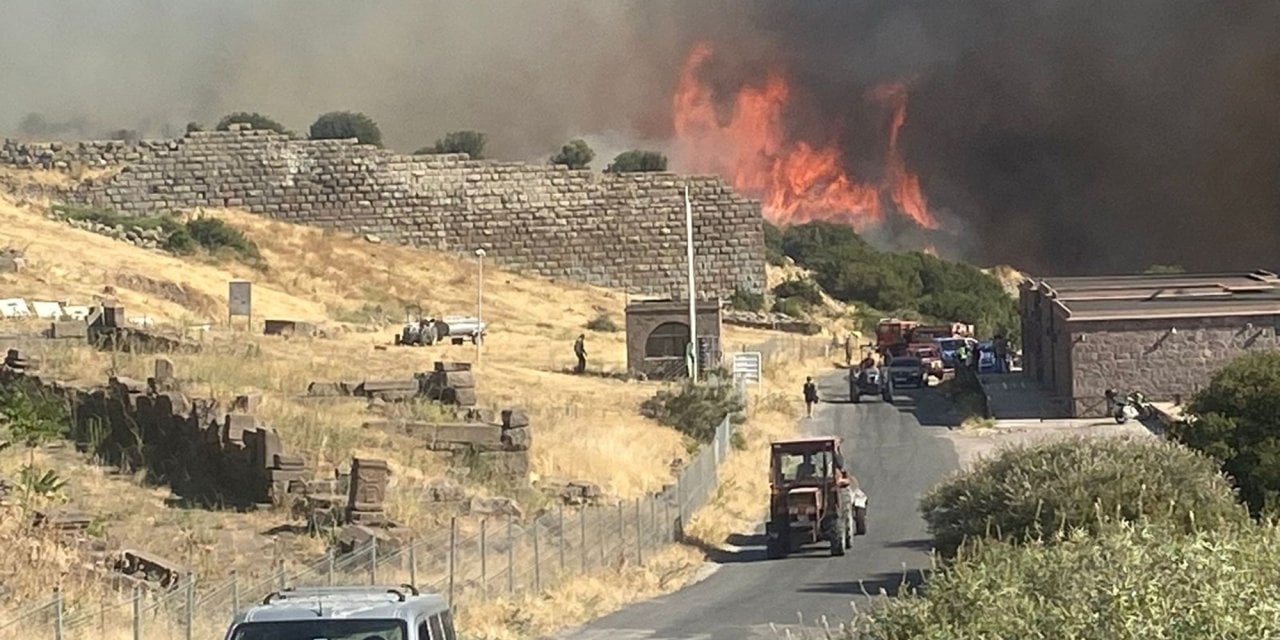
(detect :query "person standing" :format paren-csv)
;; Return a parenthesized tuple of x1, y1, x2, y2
(573, 334, 587, 374)
(803, 376, 819, 419)
(843, 334, 854, 366)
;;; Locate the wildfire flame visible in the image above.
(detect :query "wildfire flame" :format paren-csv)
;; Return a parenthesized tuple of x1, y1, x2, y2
(672, 42, 939, 231)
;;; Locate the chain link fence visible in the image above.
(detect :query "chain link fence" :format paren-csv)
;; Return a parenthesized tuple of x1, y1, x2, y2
(0, 416, 735, 639)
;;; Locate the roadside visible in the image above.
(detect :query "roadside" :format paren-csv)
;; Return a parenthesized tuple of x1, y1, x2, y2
(456, 336, 831, 640)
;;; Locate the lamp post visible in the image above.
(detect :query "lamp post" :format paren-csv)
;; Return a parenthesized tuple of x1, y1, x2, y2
(684, 185, 698, 383)
(475, 248, 486, 364)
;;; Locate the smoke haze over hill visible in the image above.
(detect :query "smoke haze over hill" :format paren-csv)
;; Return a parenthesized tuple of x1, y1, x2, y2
(2, 1, 1277, 275)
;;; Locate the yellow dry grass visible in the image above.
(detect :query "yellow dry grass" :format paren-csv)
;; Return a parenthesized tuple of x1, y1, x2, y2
(0, 188, 840, 634)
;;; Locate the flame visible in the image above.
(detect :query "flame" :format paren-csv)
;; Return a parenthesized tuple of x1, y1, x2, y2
(672, 42, 939, 231)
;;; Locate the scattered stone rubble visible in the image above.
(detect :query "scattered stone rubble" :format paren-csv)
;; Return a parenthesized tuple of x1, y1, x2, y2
(59, 215, 170, 250)
(723, 309, 819, 334)
(308, 361, 477, 407)
(0, 247, 25, 273)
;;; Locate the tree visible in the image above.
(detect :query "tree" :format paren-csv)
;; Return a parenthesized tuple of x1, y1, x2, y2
(215, 112, 290, 134)
(605, 150, 667, 173)
(549, 139, 595, 169)
(185, 121, 203, 133)
(920, 437, 1246, 557)
(1169, 352, 1280, 517)
(308, 111, 383, 147)
(420, 131, 487, 158)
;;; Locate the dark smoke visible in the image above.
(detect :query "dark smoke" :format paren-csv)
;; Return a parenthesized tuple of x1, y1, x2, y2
(2, 1, 1277, 275)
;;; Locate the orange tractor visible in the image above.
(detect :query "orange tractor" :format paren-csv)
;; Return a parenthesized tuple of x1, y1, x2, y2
(765, 436, 868, 559)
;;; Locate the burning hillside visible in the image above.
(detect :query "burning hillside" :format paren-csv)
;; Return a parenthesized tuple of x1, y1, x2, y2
(671, 42, 938, 233)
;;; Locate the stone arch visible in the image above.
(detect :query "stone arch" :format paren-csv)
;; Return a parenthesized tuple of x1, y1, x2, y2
(645, 321, 690, 358)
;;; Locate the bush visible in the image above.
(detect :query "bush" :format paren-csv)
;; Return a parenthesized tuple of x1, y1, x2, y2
(847, 520, 1280, 638)
(920, 437, 1247, 558)
(605, 150, 667, 173)
(309, 111, 383, 147)
(772, 278, 823, 306)
(185, 122, 203, 133)
(0, 384, 69, 448)
(640, 377, 745, 444)
(584, 313, 618, 332)
(777, 221, 1019, 343)
(185, 217, 262, 263)
(728, 286, 764, 312)
(1170, 351, 1280, 517)
(771, 297, 809, 318)
(420, 131, 487, 158)
(763, 221, 786, 266)
(549, 139, 594, 169)
(216, 112, 290, 135)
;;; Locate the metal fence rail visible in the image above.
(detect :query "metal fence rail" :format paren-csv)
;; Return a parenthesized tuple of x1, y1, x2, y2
(1, 415, 737, 639)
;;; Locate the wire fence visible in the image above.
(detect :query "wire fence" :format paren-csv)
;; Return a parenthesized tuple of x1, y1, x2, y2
(0, 416, 735, 640)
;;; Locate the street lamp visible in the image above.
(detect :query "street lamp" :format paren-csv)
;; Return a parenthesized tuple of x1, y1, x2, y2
(475, 248, 486, 363)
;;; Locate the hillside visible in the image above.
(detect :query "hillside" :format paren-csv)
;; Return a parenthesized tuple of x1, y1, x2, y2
(0, 186, 811, 623)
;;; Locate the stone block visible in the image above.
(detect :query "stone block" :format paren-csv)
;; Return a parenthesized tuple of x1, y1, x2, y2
(359, 379, 419, 393)
(223, 413, 257, 444)
(434, 361, 472, 373)
(231, 393, 260, 413)
(500, 426, 531, 451)
(440, 387, 477, 407)
(307, 381, 347, 397)
(49, 320, 88, 339)
(469, 496, 523, 518)
(153, 357, 175, 385)
(501, 408, 530, 429)
(347, 458, 390, 512)
(263, 319, 318, 337)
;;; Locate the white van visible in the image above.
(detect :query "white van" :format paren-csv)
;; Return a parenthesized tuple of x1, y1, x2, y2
(223, 585, 456, 640)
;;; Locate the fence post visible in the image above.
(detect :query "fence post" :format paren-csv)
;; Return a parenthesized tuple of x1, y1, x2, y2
(480, 519, 489, 598)
(676, 475, 685, 530)
(533, 518, 542, 592)
(327, 550, 335, 586)
(616, 501, 625, 565)
(597, 506, 606, 568)
(231, 570, 240, 616)
(635, 497, 644, 566)
(664, 488, 672, 543)
(578, 506, 586, 573)
(558, 505, 566, 574)
(184, 575, 195, 640)
(53, 588, 63, 640)
(132, 585, 142, 640)
(277, 561, 286, 590)
(409, 536, 418, 588)
(369, 538, 378, 585)
(649, 495, 657, 547)
(506, 513, 515, 594)
(448, 517, 458, 605)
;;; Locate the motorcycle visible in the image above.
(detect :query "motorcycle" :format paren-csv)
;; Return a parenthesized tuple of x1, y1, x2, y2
(1105, 388, 1151, 424)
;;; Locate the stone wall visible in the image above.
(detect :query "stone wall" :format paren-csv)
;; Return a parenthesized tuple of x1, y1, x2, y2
(1068, 315, 1280, 416)
(2, 127, 766, 298)
(0, 353, 311, 507)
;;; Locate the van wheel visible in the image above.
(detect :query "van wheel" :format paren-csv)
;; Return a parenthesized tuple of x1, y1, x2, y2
(830, 525, 846, 557)
(854, 507, 867, 536)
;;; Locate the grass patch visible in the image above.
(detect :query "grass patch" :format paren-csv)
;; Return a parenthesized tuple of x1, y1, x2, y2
(639, 376, 746, 445)
(50, 205, 264, 268)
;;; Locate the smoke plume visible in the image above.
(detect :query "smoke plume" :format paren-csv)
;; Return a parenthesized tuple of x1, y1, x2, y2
(2, 1, 1277, 275)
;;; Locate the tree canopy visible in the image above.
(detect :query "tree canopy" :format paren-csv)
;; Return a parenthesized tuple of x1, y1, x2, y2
(604, 150, 667, 173)
(308, 111, 383, 147)
(215, 112, 290, 135)
(419, 131, 487, 158)
(549, 139, 595, 169)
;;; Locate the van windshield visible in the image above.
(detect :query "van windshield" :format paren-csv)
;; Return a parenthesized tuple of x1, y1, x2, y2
(231, 619, 408, 640)
(937, 339, 962, 351)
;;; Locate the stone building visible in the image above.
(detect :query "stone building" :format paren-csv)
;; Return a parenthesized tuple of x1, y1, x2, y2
(1020, 269, 1280, 417)
(625, 298, 723, 380)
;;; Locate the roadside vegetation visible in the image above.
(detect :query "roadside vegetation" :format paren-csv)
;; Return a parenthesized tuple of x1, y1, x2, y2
(50, 204, 263, 267)
(765, 221, 1018, 341)
(640, 376, 746, 446)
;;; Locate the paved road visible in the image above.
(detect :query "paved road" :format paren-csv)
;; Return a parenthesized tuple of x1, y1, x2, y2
(559, 372, 960, 640)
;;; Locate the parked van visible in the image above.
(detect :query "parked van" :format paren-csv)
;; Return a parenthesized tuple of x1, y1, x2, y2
(223, 585, 455, 640)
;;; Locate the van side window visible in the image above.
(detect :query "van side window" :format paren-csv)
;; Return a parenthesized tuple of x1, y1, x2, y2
(418, 619, 432, 640)
(428, 614, 446, 640)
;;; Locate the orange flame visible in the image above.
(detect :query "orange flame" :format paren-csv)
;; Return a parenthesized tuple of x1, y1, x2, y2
(672, 43, 939, 231)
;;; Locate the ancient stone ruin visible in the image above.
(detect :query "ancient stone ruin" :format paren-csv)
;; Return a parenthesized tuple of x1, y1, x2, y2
(0, 349, 310, 507)
(308, 361, 478, 407)
(1, 126, 766, 299)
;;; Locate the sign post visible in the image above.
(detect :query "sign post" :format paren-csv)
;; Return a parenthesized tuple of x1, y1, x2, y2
(228, 280, 252, 331)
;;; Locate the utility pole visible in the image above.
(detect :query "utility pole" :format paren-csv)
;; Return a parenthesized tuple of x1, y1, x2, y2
(685, 185, 698, 383)
(475, 248, 486, 364)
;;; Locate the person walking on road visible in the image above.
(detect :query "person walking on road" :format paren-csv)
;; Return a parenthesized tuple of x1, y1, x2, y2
(803, 376, 819, 419)
(573, 334, 587, 374)
(843, 334, 854, 366)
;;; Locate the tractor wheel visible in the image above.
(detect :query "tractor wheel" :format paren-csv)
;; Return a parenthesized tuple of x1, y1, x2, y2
(851, 392, 861, 404)
(830, 524, 847, 557)
(393, 334, 402, 346)
(854, 506, 868, 536)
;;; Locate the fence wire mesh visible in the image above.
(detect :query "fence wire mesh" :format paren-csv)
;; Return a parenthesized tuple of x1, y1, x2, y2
(1, 414, 736, 639)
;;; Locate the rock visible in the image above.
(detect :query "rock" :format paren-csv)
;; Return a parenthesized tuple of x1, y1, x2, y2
(424, 478, 466, 503)
(364, 234, 382, 244)
(469, 496, 523, 518)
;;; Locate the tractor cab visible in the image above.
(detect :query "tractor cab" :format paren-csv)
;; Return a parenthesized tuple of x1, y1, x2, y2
(767, 437, 867, 559)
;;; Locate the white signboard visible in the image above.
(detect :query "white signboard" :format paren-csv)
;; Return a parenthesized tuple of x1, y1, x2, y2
(0, 298, 31, 318)
(30, 300, 64, 319)
(731, 351, 763, 386)
(228, 280, 252, 318)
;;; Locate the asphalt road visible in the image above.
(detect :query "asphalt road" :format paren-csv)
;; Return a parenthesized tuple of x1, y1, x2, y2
(559, 372, 961, 640)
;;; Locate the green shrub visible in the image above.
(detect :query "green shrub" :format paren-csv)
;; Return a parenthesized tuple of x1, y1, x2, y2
(772, 278, 823, 306)
(549, 139, 595, 169)
(604, 150, 667, 173)
(640, 376, 745, 444)
(420, 131, 487, 158)
(309, 111, 383, 147)
(584, 313, 619, 333)
(920, 437, 1247, 558)
(728, 286, 764, 312)
(164, 226, 197, 254)
(216, 112, 290, 135)
(771, 297, 809, 318)
(777, 221, 1019, 343)
(845, 521, 1280, 639)
(1170, 351, 1280, 517)
(763, 221, 786, 266)
(185, 217, 262, 263)
(0, 384, 69, 448)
